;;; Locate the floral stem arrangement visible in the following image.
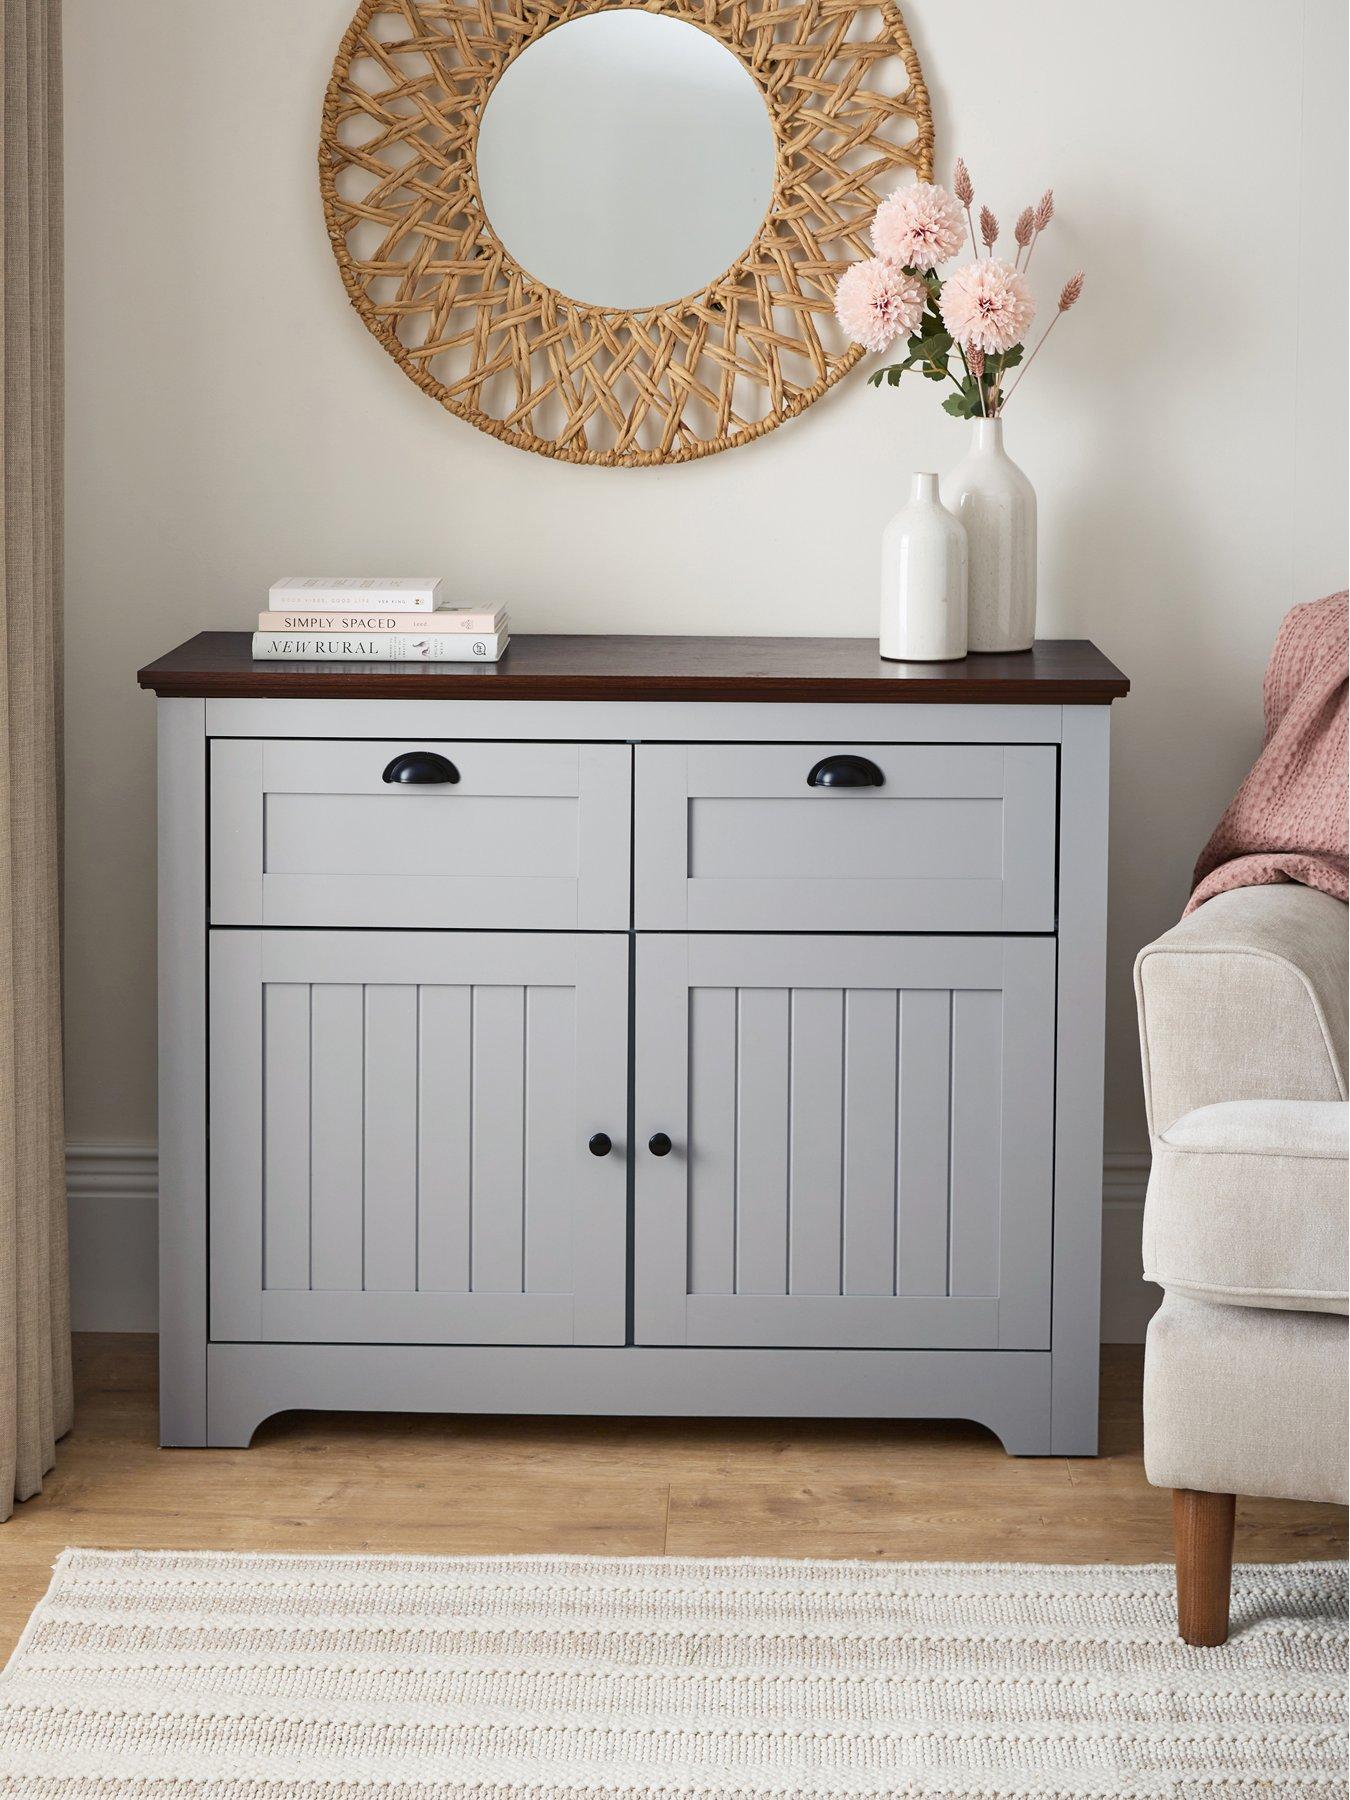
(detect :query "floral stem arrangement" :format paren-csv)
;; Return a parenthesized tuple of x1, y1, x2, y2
(834, 160, 1083, 418)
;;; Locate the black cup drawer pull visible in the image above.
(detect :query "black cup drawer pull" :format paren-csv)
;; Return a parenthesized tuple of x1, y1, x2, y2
(381, 751, 460, 785)
(806, 754, 885, 789)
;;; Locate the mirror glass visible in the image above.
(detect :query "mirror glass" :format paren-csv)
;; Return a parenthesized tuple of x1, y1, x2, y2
(475, 13, 776, 311)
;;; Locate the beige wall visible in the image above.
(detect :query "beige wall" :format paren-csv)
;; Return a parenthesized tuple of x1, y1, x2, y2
(64, 0, 1348, 1167)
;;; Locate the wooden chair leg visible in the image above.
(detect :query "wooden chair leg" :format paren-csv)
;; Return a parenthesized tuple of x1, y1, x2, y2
(1173, 1488, 1236, 1646)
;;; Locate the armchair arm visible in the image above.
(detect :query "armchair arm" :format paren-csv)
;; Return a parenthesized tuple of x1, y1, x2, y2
(1134, 884, 1347, 1138)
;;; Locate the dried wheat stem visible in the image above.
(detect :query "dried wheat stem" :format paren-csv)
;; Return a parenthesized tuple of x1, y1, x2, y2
(1023, 190, 1054, 270)
(997, 319, 1057, 407)
(952, 158, 981, 256)
(1001, 271, 1083, 410)
(1013, 207, 1035, 270)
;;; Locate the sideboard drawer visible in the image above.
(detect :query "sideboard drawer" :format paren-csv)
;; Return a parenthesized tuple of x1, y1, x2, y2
(634, 742, 1057, 932)
(210, 739, 631, 929)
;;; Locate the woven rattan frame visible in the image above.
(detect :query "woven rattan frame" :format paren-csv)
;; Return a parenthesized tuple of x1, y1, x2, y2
(321, 0, 933, 466)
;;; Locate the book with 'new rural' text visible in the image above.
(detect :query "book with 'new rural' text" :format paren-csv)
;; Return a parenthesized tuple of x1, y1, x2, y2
(251, 630, 509, 662)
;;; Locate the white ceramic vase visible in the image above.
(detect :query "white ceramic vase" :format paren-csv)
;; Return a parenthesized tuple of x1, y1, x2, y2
(940, 418, 1036, 653)
(879, 472, 968, 662)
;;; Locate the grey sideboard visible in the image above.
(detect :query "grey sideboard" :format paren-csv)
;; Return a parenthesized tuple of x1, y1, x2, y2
(139, 633, 1129, 1453)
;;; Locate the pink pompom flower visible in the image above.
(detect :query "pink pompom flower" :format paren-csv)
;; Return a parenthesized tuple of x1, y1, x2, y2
(871, 183, 966, 271)
(834, 257, 926, 354)
(939, 257, 1036, 354)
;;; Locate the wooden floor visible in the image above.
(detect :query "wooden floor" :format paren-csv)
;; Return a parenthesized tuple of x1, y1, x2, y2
(3, 1335, 1344, 1660)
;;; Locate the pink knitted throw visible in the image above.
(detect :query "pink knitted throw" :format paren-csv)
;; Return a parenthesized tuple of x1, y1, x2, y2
(1187, 591, 1348, 914)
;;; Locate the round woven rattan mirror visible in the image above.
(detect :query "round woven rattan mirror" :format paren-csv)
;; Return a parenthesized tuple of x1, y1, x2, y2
(321, 1, 933, 467)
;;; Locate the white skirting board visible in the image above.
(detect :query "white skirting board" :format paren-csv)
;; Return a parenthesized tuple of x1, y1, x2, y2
(67, 1143, 160, 1333)
(66, 1142, 1160, 1343)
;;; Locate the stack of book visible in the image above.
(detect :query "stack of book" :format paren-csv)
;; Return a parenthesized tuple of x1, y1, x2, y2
(252, 578, 509, 662)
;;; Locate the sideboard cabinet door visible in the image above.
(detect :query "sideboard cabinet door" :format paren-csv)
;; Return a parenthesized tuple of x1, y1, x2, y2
(210, 931, 629, 1346)
(634, 934, 1055, 1350)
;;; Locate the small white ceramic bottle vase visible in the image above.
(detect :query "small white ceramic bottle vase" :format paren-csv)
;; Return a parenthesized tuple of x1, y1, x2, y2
(879, 472, 968, 662)
(940, 418, 1036, 652)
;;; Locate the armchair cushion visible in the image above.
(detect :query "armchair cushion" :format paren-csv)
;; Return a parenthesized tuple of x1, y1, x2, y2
(1135, 885, 1348, 1138)
(1143, 1099, 1348, 1313)
(1144, 1294, 1348, 1504)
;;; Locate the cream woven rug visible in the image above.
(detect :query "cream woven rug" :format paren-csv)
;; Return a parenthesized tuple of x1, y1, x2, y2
(0, 1549, 1344, 1798)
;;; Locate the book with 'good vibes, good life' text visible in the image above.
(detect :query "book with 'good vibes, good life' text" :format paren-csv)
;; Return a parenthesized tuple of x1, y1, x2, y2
(267, 576, 442, 613)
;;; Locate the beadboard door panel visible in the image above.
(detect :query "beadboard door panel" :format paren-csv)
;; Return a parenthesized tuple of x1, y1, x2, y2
(210, 740, 631, 929)
(209, 931, 629, 1345)
(634, 743, 1056, 932)
(634, 934, 1056, 1350)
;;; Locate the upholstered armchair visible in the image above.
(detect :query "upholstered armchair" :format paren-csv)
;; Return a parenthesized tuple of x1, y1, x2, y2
(1135, 883, 1349, 1645)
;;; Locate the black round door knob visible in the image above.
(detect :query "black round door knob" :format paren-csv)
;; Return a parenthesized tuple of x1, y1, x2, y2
(382, 750, 460, 785)
(647, 1132, 673, 1157)
(588, 1132, 612, 1158)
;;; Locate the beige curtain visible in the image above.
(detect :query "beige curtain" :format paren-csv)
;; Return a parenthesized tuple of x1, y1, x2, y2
(0, 0, 69, 1523)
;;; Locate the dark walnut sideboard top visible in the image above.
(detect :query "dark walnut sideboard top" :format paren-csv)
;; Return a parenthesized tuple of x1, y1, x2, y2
(138, 633, 1129, 705)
